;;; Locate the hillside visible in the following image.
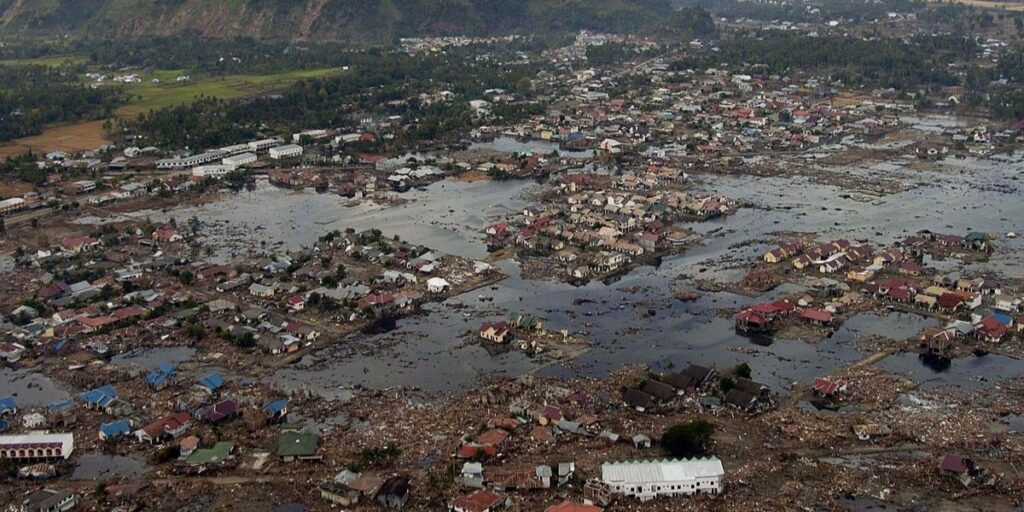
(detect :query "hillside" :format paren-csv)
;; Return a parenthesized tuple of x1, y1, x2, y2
(0, 0, 715, 42)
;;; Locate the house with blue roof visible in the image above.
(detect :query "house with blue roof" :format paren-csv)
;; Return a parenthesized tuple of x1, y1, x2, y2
(263, 399, 288, 422)
(81, 385, 119, 412)
(99, 420, 133, 441)
(992, 311, 1013, 326)
(147, 363, 176, 390)
(0, 395, 17, 416)
(198, 372, 225, 394)
(48, 400, 73, 412)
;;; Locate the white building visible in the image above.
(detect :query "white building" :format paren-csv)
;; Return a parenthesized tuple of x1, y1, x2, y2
(269, 144, 303, 160)
(0, 432, 75, 461)
(72, 180, 96, 193)
(219, 143, 251, 155)
(601, 458, 724, 501)
(293, 129, 330, 143)
(192, 164, 231, 179)
(0, 197, 26, 215)
(426, 277, 451, 293)
(156, 150, 227, 170)
(248, 139, 280, 152)
(223, 152, 257, 170)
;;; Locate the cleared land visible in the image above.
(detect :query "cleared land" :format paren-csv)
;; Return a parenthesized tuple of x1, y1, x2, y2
(0, 120, 110, 159)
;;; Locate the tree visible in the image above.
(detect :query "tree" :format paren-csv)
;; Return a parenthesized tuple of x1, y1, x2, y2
(186, 323, 206, 340)
(662, 420, 715, 459)
(235, 331, 256, 349)
(733, 363, 752, 379)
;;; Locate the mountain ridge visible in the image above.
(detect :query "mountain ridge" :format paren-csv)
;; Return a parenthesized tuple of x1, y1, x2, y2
(0, 0, 715, 42)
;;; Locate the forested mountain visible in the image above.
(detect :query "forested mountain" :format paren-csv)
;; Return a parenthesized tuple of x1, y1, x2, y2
(0, 0, 715, 42)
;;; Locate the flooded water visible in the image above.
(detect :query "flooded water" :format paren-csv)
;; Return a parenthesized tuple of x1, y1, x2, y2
(0, 368, 72, 407)
(273, 302, 539, 394)
(878, 352, 1022, 392)
(71, 452, 149, 480)
(110, 347, 196, 369)
(160, 179, 535, 261)
(1004, 414, 1024, 434)
(470, 136, 594, 159)
(830, 312, 939, 343)
(153, 144, 1024, 397)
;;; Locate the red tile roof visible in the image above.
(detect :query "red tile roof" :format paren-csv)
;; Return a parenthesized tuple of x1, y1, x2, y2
(452, 491, 503, 512)
(801, 309, 833, 323)
(546, 502, 603, 512)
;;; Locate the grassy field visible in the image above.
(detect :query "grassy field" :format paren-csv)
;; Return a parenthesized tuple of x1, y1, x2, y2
(932, 0, 1024, 10)
(114, 67, 345, 118)
(0, 66, 344, 157)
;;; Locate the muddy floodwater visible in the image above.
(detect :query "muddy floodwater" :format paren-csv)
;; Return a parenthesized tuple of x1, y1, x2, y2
(0, 367, 72, 406)
(110, 346, 196, 369)
(71, 452, 149, 480)
(159, 146, 1024, 397)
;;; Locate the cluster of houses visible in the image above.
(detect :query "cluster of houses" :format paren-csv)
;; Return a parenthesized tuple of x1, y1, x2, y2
(1, 223, 495, 362)
(485, 171, 731, 282)
(493, 51, 927, 164)
(623, 364, 773, 414)
(750, 231, 1018, 345)
(0, 365, 312, 480)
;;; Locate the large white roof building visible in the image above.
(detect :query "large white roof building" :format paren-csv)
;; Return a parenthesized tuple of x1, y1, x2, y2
(601, 457, 724, 501)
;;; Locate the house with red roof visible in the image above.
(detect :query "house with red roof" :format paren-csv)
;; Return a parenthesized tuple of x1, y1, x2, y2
(546, 503, 603, 512)
(479, 322, 511, 343)
(152, 227, 181, 243)
(812, 377, 846, 397)
(201, 399, 240, 424)
(974, 316, 1008, 342)
(939, 453, 978, 487)
(135, 412, 191, 444)
(451, 490, 506, 512)
(476, 428, 510, 448)
(735, 309, 767, 333)
(357, 294, 396, 316)
(286, 295, 306, 312)
(801, 309, 833, 326)
(457, 443, 498, 460)
(937, 293, 966, 313)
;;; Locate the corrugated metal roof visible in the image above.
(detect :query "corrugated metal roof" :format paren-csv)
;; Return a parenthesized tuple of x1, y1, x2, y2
(601, 458, 724, 485)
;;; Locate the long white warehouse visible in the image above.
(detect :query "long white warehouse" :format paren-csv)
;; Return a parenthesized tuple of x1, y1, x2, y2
(601, 457, 724, 501)
(269, 144, 303, 160)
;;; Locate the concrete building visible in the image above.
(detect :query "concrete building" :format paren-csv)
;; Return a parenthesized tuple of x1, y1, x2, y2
(600, 457, 724, 501)
(192, 164, 232, 179)
(0, 197, 26, 215)
(219, 143, 251, 155)
(20, 488, 77, 512)
(293, 129, 330, 142)
(157, 150, 227, 170)
(269, 144, 303, 160)
(0, 432, 75, 461)
(223, 152, 257, 170)
(248, 138, 280, 152)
